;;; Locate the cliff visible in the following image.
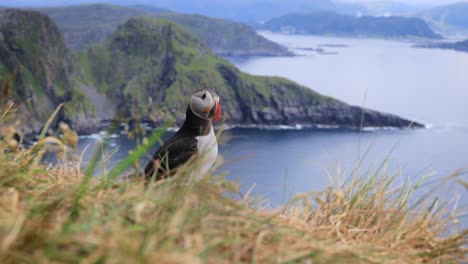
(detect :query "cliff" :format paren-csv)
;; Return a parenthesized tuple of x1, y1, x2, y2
(0, 9, 101, 135)
(78, 17, 420, 129)
(0, 11, 421, 138)
(38, 4, 290, 56)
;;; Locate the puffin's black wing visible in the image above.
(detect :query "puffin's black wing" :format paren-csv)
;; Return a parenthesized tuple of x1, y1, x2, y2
(144, 136, 198, 181)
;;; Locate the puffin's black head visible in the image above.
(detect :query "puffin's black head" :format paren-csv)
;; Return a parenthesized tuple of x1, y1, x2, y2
(189, 90, 222, 122)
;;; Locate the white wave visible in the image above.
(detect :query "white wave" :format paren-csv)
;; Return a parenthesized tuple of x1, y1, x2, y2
(79, 132, 119, 140)
(221, 124, 336, 131)
(79, 133, 102, 140)
(98, 131, 119, 138)
(361, 126, 399, 132)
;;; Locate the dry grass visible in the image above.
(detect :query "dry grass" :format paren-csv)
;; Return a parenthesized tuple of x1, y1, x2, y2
(0, 101, 467, 263)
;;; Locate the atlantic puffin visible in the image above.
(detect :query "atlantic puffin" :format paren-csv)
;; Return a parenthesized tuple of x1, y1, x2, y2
(144, 90, 222, 181)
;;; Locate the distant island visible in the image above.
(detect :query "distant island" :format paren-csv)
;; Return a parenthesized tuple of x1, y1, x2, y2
(260, 12, 442, 39)
(417, 39, 468, 53)
(37, 4, 291, 57)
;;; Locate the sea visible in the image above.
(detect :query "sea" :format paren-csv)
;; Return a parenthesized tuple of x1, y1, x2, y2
(77, 33, 468, 227)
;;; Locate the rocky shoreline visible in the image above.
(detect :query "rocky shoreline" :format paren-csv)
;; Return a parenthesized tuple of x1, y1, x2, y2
(23, 114, 428, 142)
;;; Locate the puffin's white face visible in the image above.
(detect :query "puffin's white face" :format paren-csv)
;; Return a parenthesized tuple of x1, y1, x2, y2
(189, 90, 222, 122)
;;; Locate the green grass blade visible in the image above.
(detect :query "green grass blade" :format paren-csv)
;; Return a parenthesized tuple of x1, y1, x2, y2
(38, 103, 63, 140)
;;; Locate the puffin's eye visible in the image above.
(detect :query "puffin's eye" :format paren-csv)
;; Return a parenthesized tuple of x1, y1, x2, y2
(201, 93, 206, 100)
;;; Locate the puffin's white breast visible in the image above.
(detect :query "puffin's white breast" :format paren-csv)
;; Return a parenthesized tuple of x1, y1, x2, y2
(195, 126, 218, 178)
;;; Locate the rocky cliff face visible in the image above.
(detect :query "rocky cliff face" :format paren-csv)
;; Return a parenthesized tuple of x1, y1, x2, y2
(79, 17, 420, 129)
(0, 9, 102, 135)
(216, 65, 416, 127)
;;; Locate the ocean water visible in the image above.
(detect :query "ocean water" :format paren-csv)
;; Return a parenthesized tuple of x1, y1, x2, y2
(224, 34, 468, 206)
(76, 34, 467, 227)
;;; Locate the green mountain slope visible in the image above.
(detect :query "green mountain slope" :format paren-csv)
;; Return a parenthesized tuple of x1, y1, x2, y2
(147, 12, 290, 56)
(262, 12, 442, 39)
(78, 17, 420, 128)
(37, 4, 156, 51)
(0, 9, 101, 135)
(38, 4, 290, 56)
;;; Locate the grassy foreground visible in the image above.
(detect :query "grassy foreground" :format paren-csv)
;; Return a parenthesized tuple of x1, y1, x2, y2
(0, 103, 467, 263)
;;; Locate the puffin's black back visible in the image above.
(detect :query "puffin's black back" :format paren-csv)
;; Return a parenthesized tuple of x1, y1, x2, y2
(144, 106, 212, 181)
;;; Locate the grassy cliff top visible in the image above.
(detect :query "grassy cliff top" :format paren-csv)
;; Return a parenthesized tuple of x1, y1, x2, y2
(0, 101, 465, 263)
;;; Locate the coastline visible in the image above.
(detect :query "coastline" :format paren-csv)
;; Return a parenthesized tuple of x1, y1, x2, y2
(73, 121, 428, 141)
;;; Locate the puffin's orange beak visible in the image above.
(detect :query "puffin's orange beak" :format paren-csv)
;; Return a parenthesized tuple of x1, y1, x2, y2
(213, 101, 222, 122)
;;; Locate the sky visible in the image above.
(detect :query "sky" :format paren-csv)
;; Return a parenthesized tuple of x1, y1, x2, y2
(3, 0, 467, 6)
(1, 0, 467, 9)
(339, 0, 466, 6)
